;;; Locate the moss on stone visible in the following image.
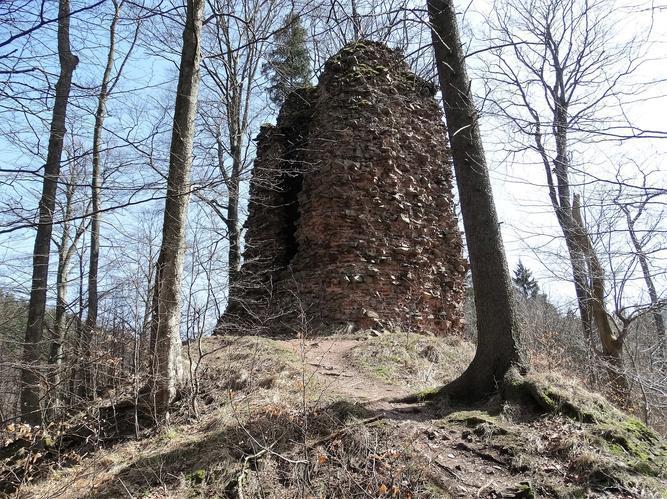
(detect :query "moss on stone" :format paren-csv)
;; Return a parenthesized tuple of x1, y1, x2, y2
(430, 371, 667, 495)
(445, 410, 501, 428)
(593, 417, 666, 477)
(519, 373, 667, 488)
(415, 386, 441, 401)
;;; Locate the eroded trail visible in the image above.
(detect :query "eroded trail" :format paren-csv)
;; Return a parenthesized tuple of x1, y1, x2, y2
(283, 337, 426, 419)
(280, 337, 526, 495)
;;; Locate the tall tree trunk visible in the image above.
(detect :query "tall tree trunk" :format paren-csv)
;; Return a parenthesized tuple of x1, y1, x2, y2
(572, 195, 628, 397)
(552, 199, 596, 371)
(226, 174, 241, 285)
(49, 215, 73, 409)
(80, 0, 123, 399)
(68, 231, 86, 405)
(215, 135, 241, 287)
(427, 0, 525, 400)
(20, 0, 78, 426)
(350, 0, 361, 39)
(148, 253, 163, 376)
(140, 246, 157, 366)
(48, 238, 69, 412)
(151, 0, 204, 413)
(48, 167, 88, 413)
(552, 100, 596, 350)
(529, 77, 597, 372)
(202, 6, 266, 294)
(49, 174, 75, 391)
(621, 203, 665, 363)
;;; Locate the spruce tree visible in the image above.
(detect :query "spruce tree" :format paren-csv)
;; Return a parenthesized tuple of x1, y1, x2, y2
(513, 261, 539, 299)
(262, 13, 311, 107)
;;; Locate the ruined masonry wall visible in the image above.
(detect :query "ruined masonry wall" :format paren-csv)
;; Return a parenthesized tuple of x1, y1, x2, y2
(220, 41, 467, 336)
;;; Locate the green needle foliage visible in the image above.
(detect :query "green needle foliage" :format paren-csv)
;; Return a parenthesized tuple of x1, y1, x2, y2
(262, 13, 311, 107)
(513, 261, 540, 299)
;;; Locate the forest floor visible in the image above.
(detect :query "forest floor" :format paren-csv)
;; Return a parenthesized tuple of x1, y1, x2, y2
(283, 337, 412, 413)
(5, 332, 667, 498)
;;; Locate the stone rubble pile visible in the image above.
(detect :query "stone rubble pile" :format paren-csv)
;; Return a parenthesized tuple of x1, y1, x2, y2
(218, 41, 467, 336)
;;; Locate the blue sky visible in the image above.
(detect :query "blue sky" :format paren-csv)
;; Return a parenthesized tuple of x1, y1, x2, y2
(0, 0, 665, 328)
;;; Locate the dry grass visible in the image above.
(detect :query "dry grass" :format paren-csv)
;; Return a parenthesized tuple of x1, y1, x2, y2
(345, 332, 475, 390)
(10, 333, 667, 498)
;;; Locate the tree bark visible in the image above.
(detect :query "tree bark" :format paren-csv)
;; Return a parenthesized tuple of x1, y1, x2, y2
(151, 0, 204, 413)
(48, 169, 87, 412)
(20, 0, 78, 426)
(226, 175, 241, 285)
(80, 0, 123, 399)
(351, 0, 361, 39)
(620, 202, 666, 363)
(215, 134, 241, 287)
(572, 195, 628, 397)
(427, 0, 525, 400)
(48, 234, 70, 413)
(527, 68, 597, 370)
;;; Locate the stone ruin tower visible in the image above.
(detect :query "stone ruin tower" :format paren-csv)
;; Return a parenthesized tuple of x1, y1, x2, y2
(218, 41, 467, 336)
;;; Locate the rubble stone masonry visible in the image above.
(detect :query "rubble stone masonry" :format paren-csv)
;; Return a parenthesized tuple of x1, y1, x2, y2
(217, 41, 467, 336)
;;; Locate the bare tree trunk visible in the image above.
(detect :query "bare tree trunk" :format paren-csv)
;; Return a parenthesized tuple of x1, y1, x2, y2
(427, 0, 525, 400)
(215, 134, 241, 286)
(620, 202, 666, 362)
(20, 0, 78, 426)
(202, 1, 269, 292)
(525, 69, 600, 374)
(140, 246, 157, 364)
(48, 169, 87, 413)
(550, 191, 596, 370)
(226, 173, 241, 285)
(351, 0, 361, 39)
(572, 195, 628, 398)
(48, 237, 69, 414)
(50, 246, 68, 369)
(535, 88, 596, 348)
(483, 0, 641, 392)
(49, 174, 75, 382)
(151, 0, 205, 413)
(148, 253, 162, 378)
(81, 0, 124, 399)
(68, 232, 86, 405)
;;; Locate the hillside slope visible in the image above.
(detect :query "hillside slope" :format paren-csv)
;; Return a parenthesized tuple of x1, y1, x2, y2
(5, 332, 667, 498)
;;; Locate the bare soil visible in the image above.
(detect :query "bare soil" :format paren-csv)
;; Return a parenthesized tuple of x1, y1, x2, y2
(8, 333, 667, 498)
(279, 337, 537, 496)
(284, 337, 418, 414)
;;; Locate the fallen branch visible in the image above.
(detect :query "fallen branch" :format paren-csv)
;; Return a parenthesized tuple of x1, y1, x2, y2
(237, 447, 269, 499)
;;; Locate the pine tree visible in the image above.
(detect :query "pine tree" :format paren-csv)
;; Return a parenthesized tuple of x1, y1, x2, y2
(513, 261, 539, 299)
(262, 13, 311, 107)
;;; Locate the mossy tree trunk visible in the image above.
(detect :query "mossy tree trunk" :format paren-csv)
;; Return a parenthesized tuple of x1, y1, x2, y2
(427, 0, 526, 400)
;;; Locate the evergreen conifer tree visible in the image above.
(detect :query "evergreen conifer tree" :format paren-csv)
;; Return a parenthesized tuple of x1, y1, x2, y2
(513, 261, 539, 298)
(262, 13, 311, 107)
